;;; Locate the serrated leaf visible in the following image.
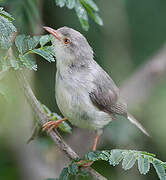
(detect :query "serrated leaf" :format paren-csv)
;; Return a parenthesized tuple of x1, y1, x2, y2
(81, 0, 99, 12)
(153, 159, 166, 180)
(32, 47, 55, 62)
(68, 162, 79, 175)
(59, 167, 70, 180)
(28, 36, 40, 50)
(138, 155, 150, 175)
(66, 0, 75, 9)
(15, 35, 29, 54)
(122, 152, 136, 170)
(109, 150, 123, 166)
(19, 54, 37, 71)
(56, 0, 66, 7)
(40, 35, 52, 47)
(44, 46, 56, 57)
(75, 0, 89, 31)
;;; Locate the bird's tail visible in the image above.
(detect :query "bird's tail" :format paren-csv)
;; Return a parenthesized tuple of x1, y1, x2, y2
(127, 113, 149, 136)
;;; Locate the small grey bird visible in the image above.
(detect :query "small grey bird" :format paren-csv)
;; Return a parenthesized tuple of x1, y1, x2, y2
(43, 26, 149, 151)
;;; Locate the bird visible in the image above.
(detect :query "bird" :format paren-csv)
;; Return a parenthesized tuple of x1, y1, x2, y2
(42, 26, 149, 152)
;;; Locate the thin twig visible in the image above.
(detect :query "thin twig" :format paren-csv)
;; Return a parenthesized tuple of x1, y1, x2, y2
(15, 70, 107, 180)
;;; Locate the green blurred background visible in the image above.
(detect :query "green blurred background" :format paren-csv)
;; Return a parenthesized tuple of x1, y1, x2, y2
(0, 0, 166, 179)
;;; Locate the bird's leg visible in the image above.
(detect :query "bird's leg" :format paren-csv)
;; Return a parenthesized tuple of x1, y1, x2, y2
(42, 117, 67, 133)
(77, 134, 100, 168)
(93, 134, 99, 151)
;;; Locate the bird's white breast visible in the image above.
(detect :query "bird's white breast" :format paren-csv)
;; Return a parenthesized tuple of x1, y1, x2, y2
(55, 67, 112, 131)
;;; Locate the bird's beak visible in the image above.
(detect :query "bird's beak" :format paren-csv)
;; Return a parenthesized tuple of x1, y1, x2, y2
(43, 26, 61, 41)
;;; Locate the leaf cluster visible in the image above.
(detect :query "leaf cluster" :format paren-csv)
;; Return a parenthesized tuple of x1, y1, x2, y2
(55, 0, 103, 31)
(46, 149, 166, 180)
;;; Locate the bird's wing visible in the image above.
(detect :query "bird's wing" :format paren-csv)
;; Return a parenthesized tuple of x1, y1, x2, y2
(89, 64, 127, 116)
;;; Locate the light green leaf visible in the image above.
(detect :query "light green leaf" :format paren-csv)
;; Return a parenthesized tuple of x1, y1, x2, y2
(15, 35, 29, 54)
(138, 155, 150, 175)
(122, 152, 136, 170)
(9, 56, 20, 70)
(85, 151, 101, 161)
(153, 159, 166, 180)
(28, 36, 40, 50)
(109, 150, 123, 166)
(56, 0, 66, 7)
(19, 54, 37, 71)
(32, 47, 55, 62)
(66, 0, 75, 9)
(40, 35, 52, 47)
(81, 0, 99, 12)
(0, 15, 16, 49)
(75, 0, 89, 31)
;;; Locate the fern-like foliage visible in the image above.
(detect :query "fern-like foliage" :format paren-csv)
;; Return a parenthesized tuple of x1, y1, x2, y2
(46, 150, 166, 180)
(55, 0, 103, 31)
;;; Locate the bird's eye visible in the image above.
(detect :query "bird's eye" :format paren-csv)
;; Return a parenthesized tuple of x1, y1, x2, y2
(63, 38, 70, 44)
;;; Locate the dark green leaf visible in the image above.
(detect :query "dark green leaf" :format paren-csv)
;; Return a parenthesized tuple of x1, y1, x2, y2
(85, 151, 101, 161)
(59, 167, 70, 180)
(81, 0, 99, 12)
(75, 0, 89, 31)
(138, 155, 150, 175)
(153, 159, 166, 180)
(68, 162, 79, 175)
(56, 0, 66, 7)
(122, 152, 136, 170)
(32, 47, 55, 62)
(45, 179, 57, 180)
(66, 0, 75, 9)
(19, 54, 37, 71)
(40, 35, 52, 47)
(109, 150, 123, 166)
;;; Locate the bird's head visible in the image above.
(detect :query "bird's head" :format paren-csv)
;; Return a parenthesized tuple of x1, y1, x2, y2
(43, 26, 93, 68)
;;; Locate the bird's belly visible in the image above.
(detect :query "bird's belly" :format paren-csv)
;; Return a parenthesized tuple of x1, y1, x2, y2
(56, 79, 111, 130)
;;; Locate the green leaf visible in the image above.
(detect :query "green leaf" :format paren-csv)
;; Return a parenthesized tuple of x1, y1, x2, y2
(40, 35, 52, 47)
(109, 150, 123, 166)
(153, 159, 166, 180)
(138, 155, 150, 175)
(0, 14, 16, 49)
(28, 36, 40, 50)
(75, 0, 89, 31)
(15, 35, 29, 54)
(81, 1, 103, 26)
(51, 113, 72, 133)
(59, 167, 70, 180)
(122, 152, 136, 170)
(45, 179, 57, 180)
(85, 151, 101, 161)
(66, 0, 75, 9)
(32, 47, 55, 62)
(81, 0, 99, 12)
(56, 0, 66, 7)
(68, 162, 79, 175)
(0, 7, 15, 21)
(9, 56, 20, 70)
(19, 54, 37, 71)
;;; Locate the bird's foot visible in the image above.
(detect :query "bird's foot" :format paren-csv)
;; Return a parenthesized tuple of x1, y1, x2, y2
(42, 118, 67, 133)
(77, 160, 93, 168)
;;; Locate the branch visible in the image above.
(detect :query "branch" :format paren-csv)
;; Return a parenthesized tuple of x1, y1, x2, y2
(15, 70, 107, 180)
(120, 44, 166, 106)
